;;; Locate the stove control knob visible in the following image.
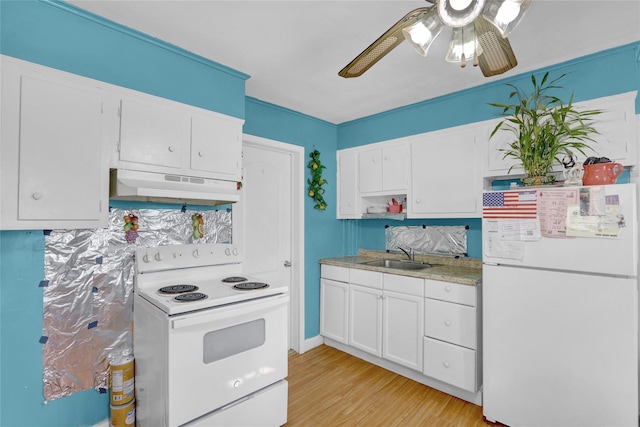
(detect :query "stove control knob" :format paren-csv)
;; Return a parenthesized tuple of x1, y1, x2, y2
(192, 249, 200, 258)
(154, 252, 162, 261)
(225, 248, 231, 256)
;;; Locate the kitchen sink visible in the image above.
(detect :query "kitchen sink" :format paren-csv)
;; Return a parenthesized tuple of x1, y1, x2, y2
(362, 259, 432, 270)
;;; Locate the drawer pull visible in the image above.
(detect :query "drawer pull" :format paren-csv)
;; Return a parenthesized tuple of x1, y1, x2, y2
(443, 361, 450, 369)
(444, 320, 452, 327)
(445, 285, 452, 292)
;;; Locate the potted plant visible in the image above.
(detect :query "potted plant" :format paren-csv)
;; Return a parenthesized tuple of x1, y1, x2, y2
(489, 72, 602, 186)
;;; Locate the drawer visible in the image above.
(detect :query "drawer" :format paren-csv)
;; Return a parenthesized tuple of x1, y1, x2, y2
(424, 298, 476, 349)
(424, 279, 476, 306)
(423, 337, 477, 392)
(350, 268, 383, 289)
(383, 273, 424, 297)
(321, 265, 349, 282)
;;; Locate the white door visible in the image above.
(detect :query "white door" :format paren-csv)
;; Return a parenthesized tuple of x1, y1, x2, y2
(238, 137, 303, 352)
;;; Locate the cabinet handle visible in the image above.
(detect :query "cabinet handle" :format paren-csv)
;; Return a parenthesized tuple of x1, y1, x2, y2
(198, 151, 205, 157)
(168, 146, 176, 152)
(372, 158, 377, 163)
(32, 192, 43, 200)
(384, 155, 390, 160)
(444, 320, 452, 327)
(445, 285, 452, 292)
(415, 199, 421, 204)
(443, 361, 451, 369)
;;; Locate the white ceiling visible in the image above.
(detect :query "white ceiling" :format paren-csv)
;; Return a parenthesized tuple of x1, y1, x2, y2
(67, 0, 640, 124)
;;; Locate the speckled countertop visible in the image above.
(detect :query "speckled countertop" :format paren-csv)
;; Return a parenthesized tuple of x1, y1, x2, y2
(319, 249, 482, 286)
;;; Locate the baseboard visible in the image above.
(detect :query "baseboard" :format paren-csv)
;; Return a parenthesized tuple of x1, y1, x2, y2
(299, 334, 324, 354)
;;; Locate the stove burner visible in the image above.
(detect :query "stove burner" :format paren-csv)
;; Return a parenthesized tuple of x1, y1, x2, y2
(159, 284, 199, 294)
(233, 282, 269, 291)
(222, 276, 248, 283)
(174, 292, 208, 302)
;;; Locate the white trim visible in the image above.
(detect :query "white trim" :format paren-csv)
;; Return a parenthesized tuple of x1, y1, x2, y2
(91, 420, 108, 427)
(301, 335, 325, 353)
(240, 134, 305, 354)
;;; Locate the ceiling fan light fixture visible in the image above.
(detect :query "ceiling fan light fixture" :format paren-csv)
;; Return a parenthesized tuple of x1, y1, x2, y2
(402, 8, 444, 57)
(481, 0, 532, 38)
(445, 24, 482, 66)
(437, 0, 486, 27)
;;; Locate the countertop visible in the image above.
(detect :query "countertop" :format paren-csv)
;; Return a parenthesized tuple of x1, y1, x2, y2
(319, 249, 482, 286)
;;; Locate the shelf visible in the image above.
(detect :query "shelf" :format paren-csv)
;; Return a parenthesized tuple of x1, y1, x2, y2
(361, 213, 406, 220)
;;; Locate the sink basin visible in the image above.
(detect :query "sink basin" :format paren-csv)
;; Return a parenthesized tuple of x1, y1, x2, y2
(362, 259, 432, 270)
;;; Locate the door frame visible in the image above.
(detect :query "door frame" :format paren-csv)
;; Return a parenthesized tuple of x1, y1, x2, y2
(238, 134, 305, 354)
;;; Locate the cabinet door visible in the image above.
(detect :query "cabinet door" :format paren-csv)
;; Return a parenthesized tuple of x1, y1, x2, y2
(383, 290, 423, 371)
(349, 284, 382, 357)
(190, 113, 242, 180)
(382, 144, 408, 192)
(337, 150, 359, 218)
(483, 118, 523, 175)
(409, 126, 479, 217)
(579, 92, 636, 163)
(358, 148, 382, 193)
(17, 75, 105, 223)
(320, 279, 349, 344)
(118, 96, 190, 170)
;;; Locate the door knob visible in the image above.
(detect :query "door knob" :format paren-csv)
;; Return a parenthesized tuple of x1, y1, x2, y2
(284, 260, 292, 267)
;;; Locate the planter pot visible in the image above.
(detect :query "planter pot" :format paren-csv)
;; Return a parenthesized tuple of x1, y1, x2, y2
(521, 175, 555, 187)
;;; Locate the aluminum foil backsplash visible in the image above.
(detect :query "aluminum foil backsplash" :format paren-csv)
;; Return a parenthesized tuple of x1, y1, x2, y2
(42, 207, 232, 401)
(385, 225, 468, 257)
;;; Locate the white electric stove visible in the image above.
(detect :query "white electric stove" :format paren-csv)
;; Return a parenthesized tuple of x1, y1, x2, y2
(133, 242, 289, 427)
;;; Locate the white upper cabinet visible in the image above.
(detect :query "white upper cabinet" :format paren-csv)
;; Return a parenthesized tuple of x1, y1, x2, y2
(578, 92, 637, 164)
(358, 143, 408, 194)
(337, 149, 359, 218)
(118, 95, 189, 170)
(408, 124, 481, 218)
(1, 56, 110, 229)
(115, 93, 243, 182)
(482, 91, 638, 179)
(190, 113, 242, 179)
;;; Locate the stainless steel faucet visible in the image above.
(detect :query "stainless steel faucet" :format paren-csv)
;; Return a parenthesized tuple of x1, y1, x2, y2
(397, 246, 414, 261)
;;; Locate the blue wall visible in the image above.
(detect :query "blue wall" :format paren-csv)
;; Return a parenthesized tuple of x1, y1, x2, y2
(1, 1, 639, 426)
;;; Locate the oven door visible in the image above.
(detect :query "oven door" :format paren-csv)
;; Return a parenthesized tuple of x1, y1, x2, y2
(167, 294, 289, 427)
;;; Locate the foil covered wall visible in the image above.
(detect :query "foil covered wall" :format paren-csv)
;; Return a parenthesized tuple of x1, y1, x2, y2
(42, 207, 232, 401)
(385, 225, 468, 256)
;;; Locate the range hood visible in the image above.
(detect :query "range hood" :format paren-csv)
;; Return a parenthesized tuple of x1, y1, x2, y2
(110, 169, 239, 206)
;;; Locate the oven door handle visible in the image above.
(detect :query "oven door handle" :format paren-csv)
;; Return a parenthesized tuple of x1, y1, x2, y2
(171, 294, 289, 330)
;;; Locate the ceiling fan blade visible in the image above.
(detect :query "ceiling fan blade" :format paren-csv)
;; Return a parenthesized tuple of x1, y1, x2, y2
(475, 16, 518, 77)
(339, 7, 432, 78)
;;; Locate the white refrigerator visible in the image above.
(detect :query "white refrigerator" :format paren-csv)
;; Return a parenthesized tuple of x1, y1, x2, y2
(482, 183, 639, 427)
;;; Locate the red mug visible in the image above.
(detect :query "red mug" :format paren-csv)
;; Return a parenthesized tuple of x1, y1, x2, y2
(582, 162, 623, 185)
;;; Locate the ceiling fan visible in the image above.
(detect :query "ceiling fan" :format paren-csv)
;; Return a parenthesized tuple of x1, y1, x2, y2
(339, 0, 531, 78)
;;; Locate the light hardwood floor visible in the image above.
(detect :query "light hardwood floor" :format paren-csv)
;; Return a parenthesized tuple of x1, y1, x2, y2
(286, 345, 502, 427)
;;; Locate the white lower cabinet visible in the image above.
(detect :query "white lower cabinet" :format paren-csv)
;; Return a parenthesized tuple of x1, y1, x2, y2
(423, 279, 481, 393)
(320, 266, 350, 344)
(383, 289, 423, 371)
(320, 264, 481, 400)
(349, 284, 383, 356)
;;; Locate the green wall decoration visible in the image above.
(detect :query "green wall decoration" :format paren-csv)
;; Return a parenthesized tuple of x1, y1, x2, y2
(307, 149, 327, 210)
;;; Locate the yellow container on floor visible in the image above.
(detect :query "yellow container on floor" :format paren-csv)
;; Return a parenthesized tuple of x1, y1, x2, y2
(110, 398, 135, 427)
(109, 355, 135, 405)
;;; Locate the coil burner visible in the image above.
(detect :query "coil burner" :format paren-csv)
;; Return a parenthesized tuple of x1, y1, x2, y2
(233, 282, 269, 291)
(222, 276, 248, 283)
(174, 292, 208, 302)
(159, 284, 199, 294)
